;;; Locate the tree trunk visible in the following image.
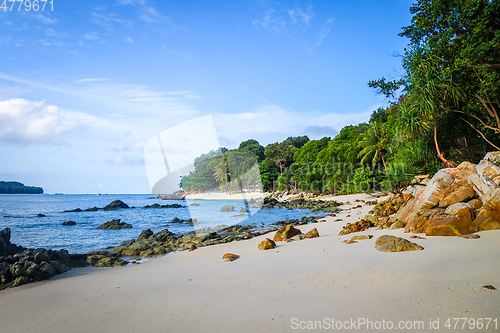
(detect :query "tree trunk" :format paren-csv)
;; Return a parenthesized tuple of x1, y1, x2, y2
(433, 117, 457, 168)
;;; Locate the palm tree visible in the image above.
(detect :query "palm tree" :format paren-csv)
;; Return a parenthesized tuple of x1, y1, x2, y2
(213, 161, 230, 192)
(357, 121, 387, 169)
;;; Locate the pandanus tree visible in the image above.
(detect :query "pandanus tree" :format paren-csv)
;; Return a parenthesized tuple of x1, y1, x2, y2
(400, 46, 463, 168)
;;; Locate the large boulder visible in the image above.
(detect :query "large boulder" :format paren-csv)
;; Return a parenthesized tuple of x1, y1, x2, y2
(303, 228, 319, 239)
(473, 188, 500, 231)
(220, 205, 235, 212)
(375, 235, 423, 252)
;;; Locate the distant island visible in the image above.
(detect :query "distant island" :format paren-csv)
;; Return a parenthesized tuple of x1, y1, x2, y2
(0, 181, 43, 194)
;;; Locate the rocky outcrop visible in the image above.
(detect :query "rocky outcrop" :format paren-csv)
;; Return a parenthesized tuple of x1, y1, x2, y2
(62, 221, 76, 226)
(103, 200, 130, 211)
(220, 205, 235, 212)
(85, 251, 128, 267)
(395, 152, 500, 236)
(143, 203, 184, 209)
(375, 235, 423, 252)
(64, 200, 131, 213)
(96, 219, 132, 229)
(0, 228, 88, 290)
(262, 197, 340, 211)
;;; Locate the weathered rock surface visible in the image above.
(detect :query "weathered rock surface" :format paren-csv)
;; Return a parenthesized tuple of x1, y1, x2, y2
(351, 235, 372, 241)
(96, 219, 132, 229)
(222, 253, 240, 261)
(220, 205, 235, 212)
(339, 219, 374, 236)
(103, 200, 130, 211)
(143, 203, 183, 209)
(0, 228, 88, 290)
(257, 238, 276, 250)
(472, 188, 500, 231)
(375, 235, 423, 252)
(62, 221, 76, 226)
(303, 228, 319, 239)
(262, 197, 340, 211)
(273, 225, 302, 242)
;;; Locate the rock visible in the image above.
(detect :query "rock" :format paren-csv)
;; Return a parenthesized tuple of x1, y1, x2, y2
(63, 208, 83, 212)
(96, 219, 132, 230)
(473, 188, 500, 230)
(468, 198, 483, 209)
(34, 251, 51, 263)
(62, 221, 76, 226)
(0, 228, 11, 243)
(405, 208, 446, 234)
(461, 234, 480, 239)
(220, 205, 235, 212)
(138, 229, 153, 241)
(438, 185, 476, 207)
(303, 228, 319, 239)
(189, 244, 197, 251)
(222, 253, 240, 261)
(364, 215, 378, 224)
(350, 235, 372, 241)
(257, 238, 276, 250)
(37, 213, 45, 217)
(239, 207, 249, 213)
(343, 240, 358, 244)
(444, 202, 473, 219)
(84, 207, 99, 212)
(482, 284, 496, 290)
(339, 219, 374, 236)
(389, 221, 406, 229)
(425, 214, 477, 236)
(103, 200, 130, 211)
(12, 276, 31, 287)
(375, 235, 423, 252)
(273, 225, 302, 242)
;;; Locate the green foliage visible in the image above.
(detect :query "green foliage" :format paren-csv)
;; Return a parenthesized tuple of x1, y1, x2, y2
(0, 181, 43, 194)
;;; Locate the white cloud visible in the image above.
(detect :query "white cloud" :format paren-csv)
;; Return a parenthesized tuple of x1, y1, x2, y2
(76, 78, 108, 83)
(125, 37, 134, 43)
(84, 32, 99, 40)
(316, 18, 335, 46)
(90, 12, 133, 31)
(31, 13, 58, 24)
(0, 99, 79, 145)
(105, 156, 144, 166)
(252, 9, 286, 33)
(123, 141, 146, 151)
(213, 103, 377, 145)
(117, 0, 179, 29)
(288, 5, 315, 25)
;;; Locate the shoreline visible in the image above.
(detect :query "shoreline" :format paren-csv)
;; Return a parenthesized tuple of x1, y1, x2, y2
(1, 193, 499, 332)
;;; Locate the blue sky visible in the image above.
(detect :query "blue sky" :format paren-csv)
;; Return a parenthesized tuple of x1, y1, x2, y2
(0, 0, 413, 194)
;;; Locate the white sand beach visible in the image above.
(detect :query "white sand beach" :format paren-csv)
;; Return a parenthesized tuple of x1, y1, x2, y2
(0, 194, 499, 333)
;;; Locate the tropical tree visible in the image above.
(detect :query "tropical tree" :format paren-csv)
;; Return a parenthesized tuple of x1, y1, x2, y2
(357, 121, 387, 169)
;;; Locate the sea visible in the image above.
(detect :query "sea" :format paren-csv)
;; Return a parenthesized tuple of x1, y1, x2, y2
(0, 194, 324, 254)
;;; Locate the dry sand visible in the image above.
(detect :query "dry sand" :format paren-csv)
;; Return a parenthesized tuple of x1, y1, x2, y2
(1, 194, 499, 333)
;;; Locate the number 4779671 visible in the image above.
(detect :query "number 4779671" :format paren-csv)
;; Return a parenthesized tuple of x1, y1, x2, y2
(1, 0, 53, 11)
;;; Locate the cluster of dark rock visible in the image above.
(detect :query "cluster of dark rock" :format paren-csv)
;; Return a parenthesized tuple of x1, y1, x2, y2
(274, 215, 323, 226)
(261, 197, 341, 211)
(143, 203, 184, 209)
(63, 200, 130, 213)
(168, 217, 198, 225)
(0, 228, 87, 290)
(96, 219, 132, 229)
(113, 224, 264, 258)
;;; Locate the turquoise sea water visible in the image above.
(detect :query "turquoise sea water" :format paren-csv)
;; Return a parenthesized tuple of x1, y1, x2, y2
(0, 194, 322, 254)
